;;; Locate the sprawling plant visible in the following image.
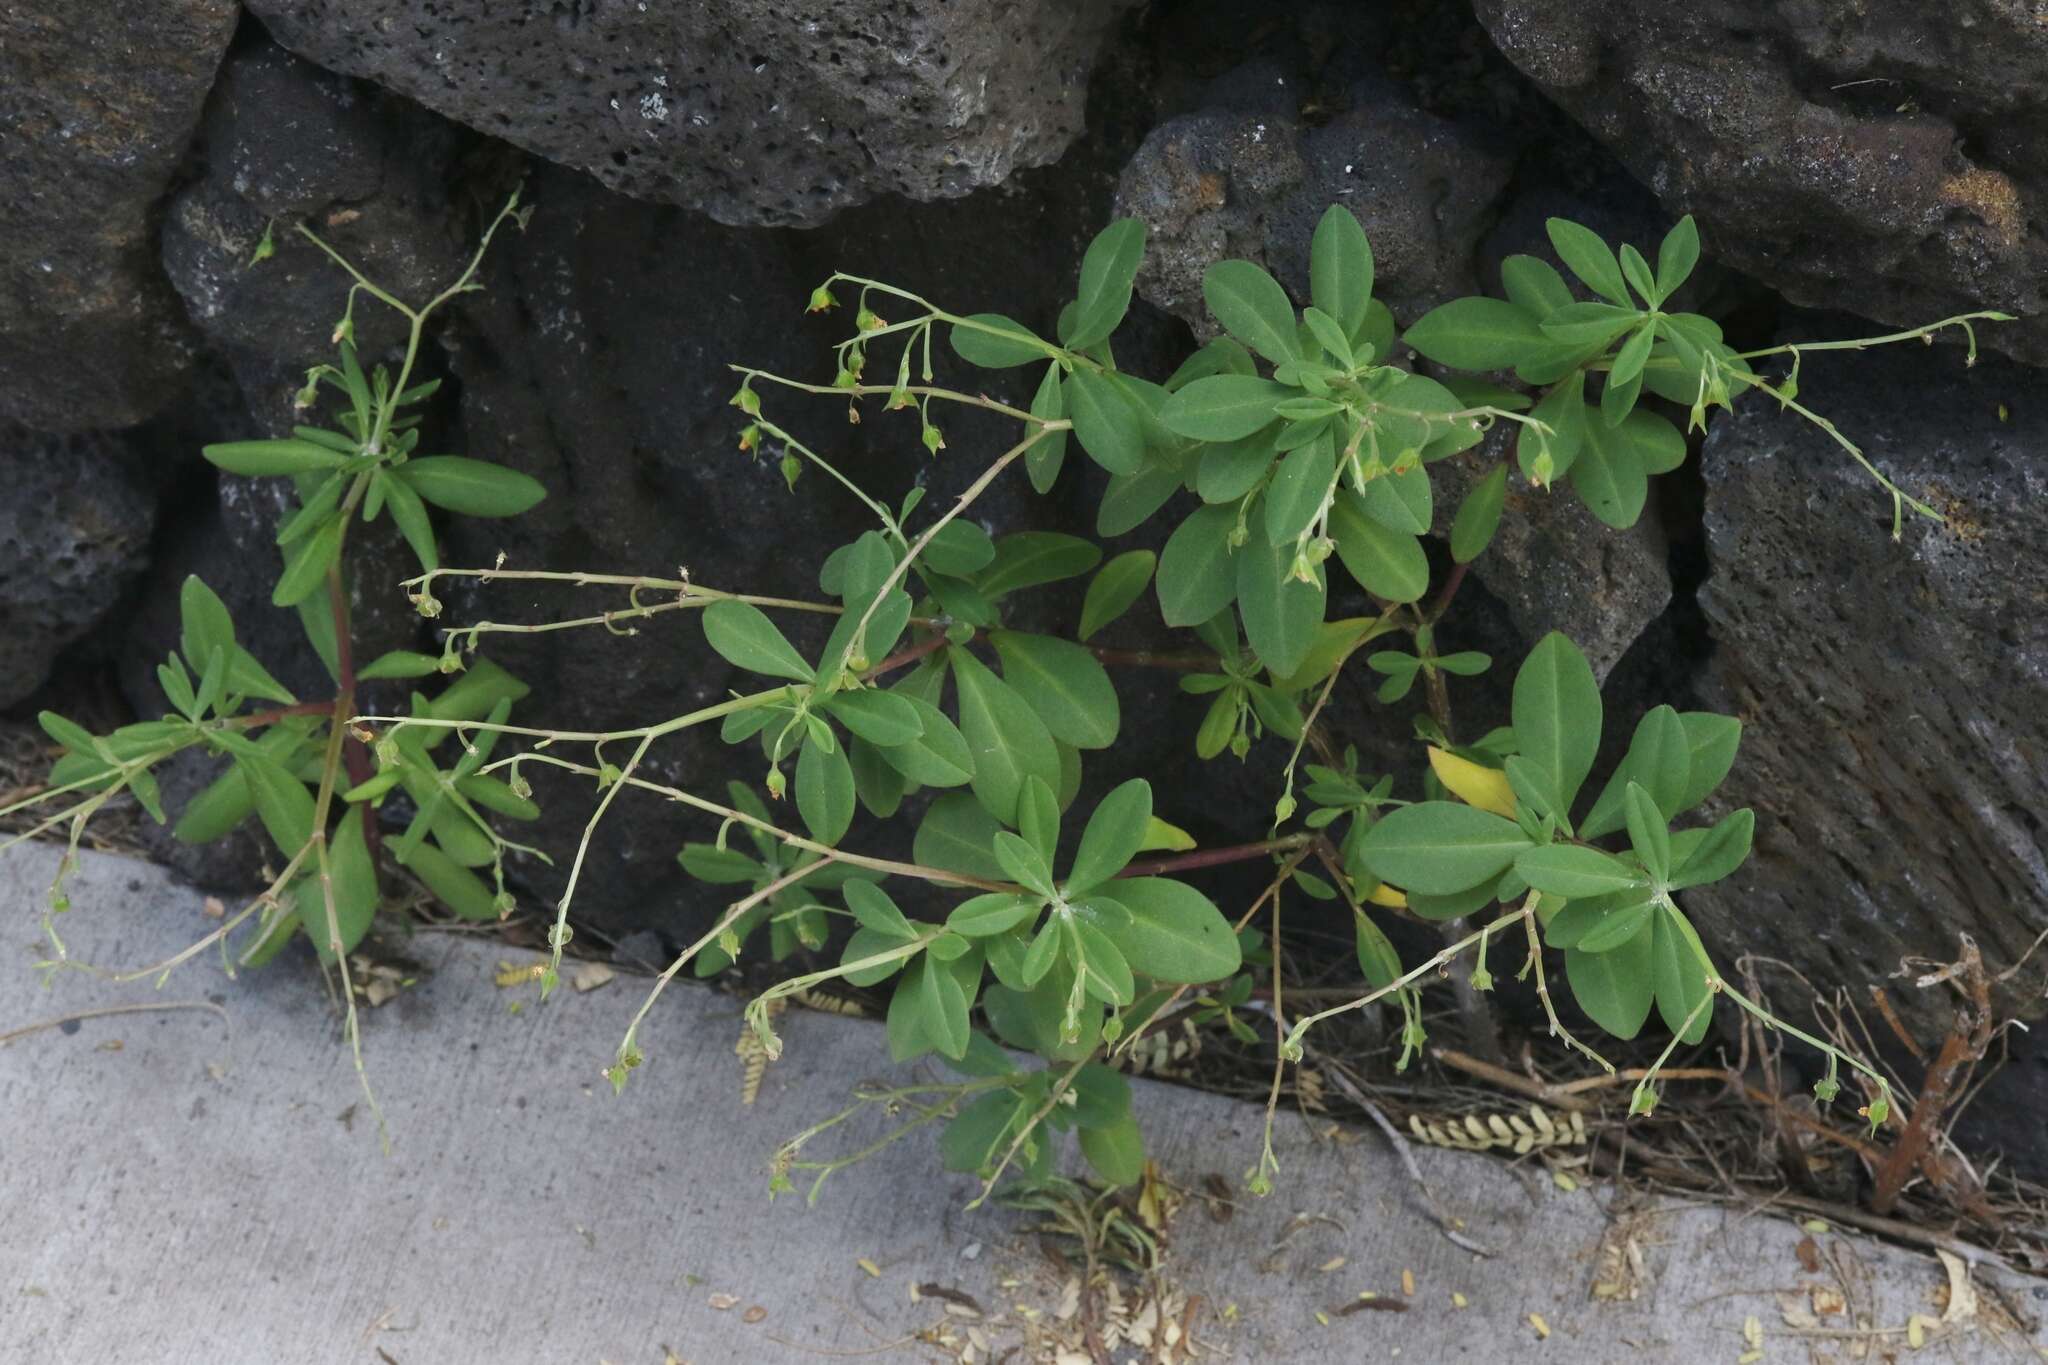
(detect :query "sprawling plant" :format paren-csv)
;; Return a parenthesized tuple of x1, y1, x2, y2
(6, 194, 2001, 1190)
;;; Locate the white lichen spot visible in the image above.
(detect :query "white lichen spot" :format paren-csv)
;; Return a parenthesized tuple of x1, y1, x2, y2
(640, 91, 669, 122)
(1252, 123, 1265, 144)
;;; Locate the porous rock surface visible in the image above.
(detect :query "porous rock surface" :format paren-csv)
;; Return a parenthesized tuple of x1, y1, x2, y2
(244, 0, 1139, 228)
(1473, 0, 2048, 364)
(1115, 59, 1514, 334)
(1690, 335, 2048, 1040)
(0, 0, 239, 430)
(0, 427, 159, 709)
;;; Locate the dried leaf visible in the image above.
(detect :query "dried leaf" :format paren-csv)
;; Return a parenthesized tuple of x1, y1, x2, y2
(1935, 1248, 1977, 1325)
(570, 962, 616, 993)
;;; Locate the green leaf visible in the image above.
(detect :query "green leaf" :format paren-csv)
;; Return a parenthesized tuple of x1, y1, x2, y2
(994, 831, 1056, 898)
(1078, 1111, 1146, 1187)
(1203, 259, 1299, 365)
(175, 761, 255, 843)
(1159, 375, 1287, 442)
(890, 954, 971, 1062)
(1500, 254, 1575, 317)
(1234, 512, 1324, 679)
(375, 468, 439, 575)
(701, 599, 814, 682)
(1545, 217, 1631, 307)
(300, 806, 378, 960)
(1619, 244, 1659, 308)
(949, 313, 1052, 369)
(921, 520, 997, 577)
(1539, 300, 1640, 349)
(1079, 550, 1155, 643)
(1072, 920, 1135, 1004)
(1402, 297, 1546, 370)
(1512, 632, 1602, 817)
(1309, 205, 1374, 336)
(1022, 363, 1070, 495)
(1569, 405, 1649, 528)
(1675, 713, 1742, 813)
(1651, 905, 1714, 1042)
(238, 751, 316, 855)
(1018, 777, 1062, 868)
(397, 838, 500, 921)
(914, 792, 1007, 880)
(844, 881, 918, 941)
(1354, 910, 1405, 988)
(677, 843, 760, 885)
(1330, 490, 1428, 603)
(295, 590, 342, 685)
(1519, 373, 1587, 482)
(1066, 218, 1147, 350)
(1669, 808, 1753, 889)
(991, 631, 1120, 750)
(1360, 802, 1532, 896)
(1514, 845, 1645, 899)
(1098, 454, 1187, 537)
(1581, 705, 1691, 838)
(949, 892, 1042, 937)
(1067, 779, 1151, 895)
(1546, 890, 1654, 951)
(1264, 436, 1336, 545)
(977, 532, 1102, 600)
(1656, 216, 1700, 299)
(1065, 369, 1146, 476)
(1449, 464, 1507, 565)
(1094, 877, 1240, 982)
(795, 737, 855, 845)
(941, 1090, 1022, 1173)
(178, 577, 236, 684)
(1358, 464, 1432, 536)
(1070, 1064, 1133, 1129)
(357, 650, 442, 681)
(395, 456, 546, 517)
(1566, 932, 1654, 1039)
(952, 649, 1060, 826)
(1575, 897, 1656, 954)
(877, 695, 974, 788)
(825, 689, 924, 747)
(1156, 504, 1239, 627)
(271, 515, 344, 607)
(1165, 336, 1258, 390)
(1623, 783, 1671, 883)
(202, 439, 347, 477)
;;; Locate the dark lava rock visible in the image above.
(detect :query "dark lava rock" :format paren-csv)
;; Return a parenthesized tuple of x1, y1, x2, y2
(0, 427, 159, 708)
(1689, 330, 2048, 1042)
(160, 35, 474, 432)
(1115, 59, 1515, 332)
(245, 0, 1139, 228)
(1473, 0, 2048, 364)
(0, 0, 239, 430)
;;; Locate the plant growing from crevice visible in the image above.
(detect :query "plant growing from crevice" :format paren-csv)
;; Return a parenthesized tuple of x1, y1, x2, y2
(5, 196, 2003, 1199)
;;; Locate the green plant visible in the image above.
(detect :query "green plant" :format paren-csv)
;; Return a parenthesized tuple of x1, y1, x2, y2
(4, 194, 545, 1133)
(8, 198, 1997, 1194)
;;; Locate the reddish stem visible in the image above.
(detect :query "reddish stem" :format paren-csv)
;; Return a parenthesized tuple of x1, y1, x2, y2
(1116, 836, 1309, 880)
(326, 567, 380, 869)
(1427, 560, 1470, 624)
(235, 700, 338, 728)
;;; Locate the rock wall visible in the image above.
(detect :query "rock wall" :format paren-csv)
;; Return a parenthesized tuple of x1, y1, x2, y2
(3, 3, 2044, 1155)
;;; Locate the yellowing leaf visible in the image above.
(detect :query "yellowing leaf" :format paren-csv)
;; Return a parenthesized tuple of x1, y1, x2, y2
(1428, 747, 1517, 819)
(1138, 816, 1197, 853)
(1366, 883, 1407, 909)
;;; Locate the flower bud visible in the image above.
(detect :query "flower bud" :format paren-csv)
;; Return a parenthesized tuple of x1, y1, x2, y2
(806, 284, 838, 314)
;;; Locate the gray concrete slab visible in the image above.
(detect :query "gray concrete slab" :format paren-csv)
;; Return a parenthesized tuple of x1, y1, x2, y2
(3, 844, 2039, 1363)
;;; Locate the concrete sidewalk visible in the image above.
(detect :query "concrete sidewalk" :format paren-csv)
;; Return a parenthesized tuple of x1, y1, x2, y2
(2, 844, 2037, 1363)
